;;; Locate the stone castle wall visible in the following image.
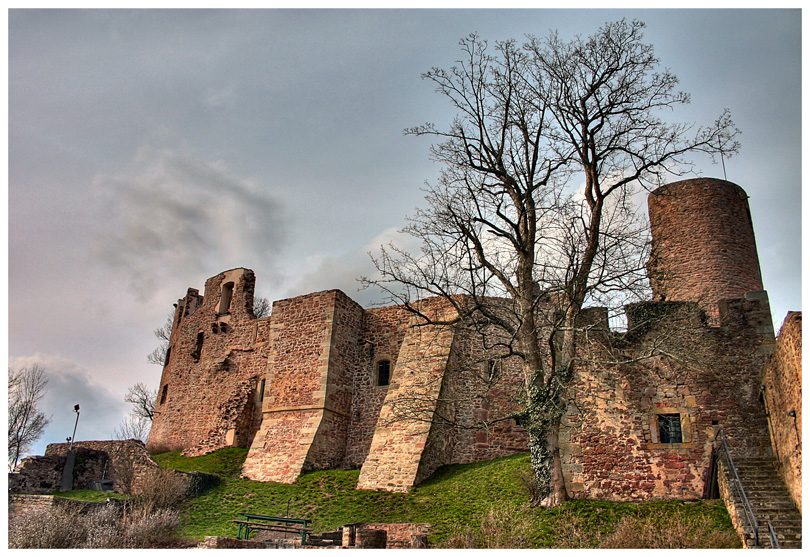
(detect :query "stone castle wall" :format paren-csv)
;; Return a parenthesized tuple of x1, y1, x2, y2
(147, 268, 269, 455)
(241, 290, 341, 483)
(145, 178, 795, 501)
(561, 299, 773, 501)
(342, 305, 412, 468)
(760, 311, 802, 510)
(356, 306, 458, 491)
(647, 178, 764, 324)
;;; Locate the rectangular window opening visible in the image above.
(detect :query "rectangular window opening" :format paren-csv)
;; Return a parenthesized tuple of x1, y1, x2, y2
(658, 413, 683, 444)
(377, 359, 391, 387)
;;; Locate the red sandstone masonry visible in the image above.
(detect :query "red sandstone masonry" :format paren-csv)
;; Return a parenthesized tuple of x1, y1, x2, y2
(343, 305, 412, 469)
(242, 290, 362, 482)
(147, 268, 269, 455)
(761, 311, 802, 510)
(560, 299, 773, 501)
(357, 301, 458, 492)
(647, 179, 764, 324)
(147, 177, 789, 498)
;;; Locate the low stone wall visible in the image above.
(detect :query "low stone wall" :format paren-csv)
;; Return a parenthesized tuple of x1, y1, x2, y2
(47, 439, 160, 494)
(8, 494, 59, 521)
(715, 459, 748, 548)
(197, 536, 276, 549)
(8, 494, 104, 522)
(341, 522, 431, 548)
(11, 439, 163, 496)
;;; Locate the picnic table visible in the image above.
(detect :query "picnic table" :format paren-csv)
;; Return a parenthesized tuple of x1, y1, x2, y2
(233, 513, 312, 544)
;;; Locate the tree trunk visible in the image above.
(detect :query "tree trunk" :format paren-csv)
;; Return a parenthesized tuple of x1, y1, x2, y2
(525, 381, 568, 507)
(528, 415, 567, 507)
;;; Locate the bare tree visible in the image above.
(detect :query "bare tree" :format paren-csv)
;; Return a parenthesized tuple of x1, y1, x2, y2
(114, 414, 151, 443)
(253, 296, 271, 318)
(146, 313, 174, 366)
(366, 20, 738, 506)
(8, 365, 51, 469)
(125, 382, 157, 422)
(116, 382, 157, 443)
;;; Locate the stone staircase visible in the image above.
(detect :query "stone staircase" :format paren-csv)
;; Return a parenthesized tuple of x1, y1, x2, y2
(721, 457, 802, 549)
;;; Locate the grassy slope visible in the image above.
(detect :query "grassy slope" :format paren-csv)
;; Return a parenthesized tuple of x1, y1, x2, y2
(152, 448, 740, 548)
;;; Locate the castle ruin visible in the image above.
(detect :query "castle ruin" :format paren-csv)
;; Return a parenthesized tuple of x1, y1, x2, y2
(146, 178, 800, 506)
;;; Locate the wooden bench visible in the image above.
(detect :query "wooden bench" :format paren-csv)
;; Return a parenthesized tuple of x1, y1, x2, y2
(233, 514, 312, 544)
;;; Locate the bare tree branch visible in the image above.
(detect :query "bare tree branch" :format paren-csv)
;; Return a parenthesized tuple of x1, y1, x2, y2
(364, 19, 739, 508)
(8, 365, 51, 470)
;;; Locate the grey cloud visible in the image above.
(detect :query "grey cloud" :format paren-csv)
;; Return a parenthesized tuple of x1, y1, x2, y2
(93, 147, 286, 300)
(9, 354, 128, 458)
(285, 227, 421, 307)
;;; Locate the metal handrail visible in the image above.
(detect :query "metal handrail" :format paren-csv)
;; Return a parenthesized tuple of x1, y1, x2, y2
(767, 521, 781, 549)
(715, 428, 760, 547)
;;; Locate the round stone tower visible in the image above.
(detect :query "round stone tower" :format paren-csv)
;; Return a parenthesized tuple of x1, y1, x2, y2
(646, 177, 764, 321)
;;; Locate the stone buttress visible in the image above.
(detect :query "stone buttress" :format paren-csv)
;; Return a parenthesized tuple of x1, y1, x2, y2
(241, 290, 364, 482)
(356, 308, 458, 492)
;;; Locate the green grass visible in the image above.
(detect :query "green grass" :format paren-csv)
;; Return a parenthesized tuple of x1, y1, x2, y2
(152, 447, 248, 477)
(146, 449, 739, 547)
(50, 489, 129, 503)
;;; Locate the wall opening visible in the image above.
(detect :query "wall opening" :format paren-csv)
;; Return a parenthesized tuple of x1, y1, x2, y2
(376, 359, 391, 387)
(658, 413, 683, 444)
(160, 384, 168, 405)
(192, 331, 204, 361)
(219, 282, 235, 314)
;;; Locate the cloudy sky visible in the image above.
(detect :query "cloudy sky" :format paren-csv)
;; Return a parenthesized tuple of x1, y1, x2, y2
(7, 9, 802, 458)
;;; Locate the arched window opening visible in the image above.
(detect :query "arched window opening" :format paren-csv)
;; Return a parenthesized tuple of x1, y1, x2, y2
(160, 384, 168, 405)
(376, 359, 391, 387)
(219, 282, 235, 314)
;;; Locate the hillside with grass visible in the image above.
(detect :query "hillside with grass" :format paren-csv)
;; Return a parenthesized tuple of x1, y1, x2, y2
(151, 448, 741, 548)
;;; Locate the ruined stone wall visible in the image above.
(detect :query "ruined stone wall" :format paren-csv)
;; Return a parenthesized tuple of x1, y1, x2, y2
(343, 304, 412, 468)
(9, 454, 64, 494)
(303, 290, 365, 472)
(761, 311, 802, 510)
(560, 299, 773, 501)
(356, 300, 459, 492)
(146, 268, 268, 455)
(45, 439, 161, 493)
(647, 178, 764, 324)
(242, 290, 354, 482)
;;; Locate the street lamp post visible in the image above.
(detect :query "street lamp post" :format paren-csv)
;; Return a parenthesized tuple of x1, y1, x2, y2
(68, 404, 80, 451)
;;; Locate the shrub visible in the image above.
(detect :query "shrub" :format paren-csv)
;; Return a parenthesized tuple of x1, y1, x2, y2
(440, 505, 533, 548)
(9, 505, 88, 548)
(10, 466, 189, 549)
(122, 508, 183, 548)
(600, 506, 741, 549)
(81, 504, 127, 548)
(9, 502, 184, 549)
(129, 466, 188, 514)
